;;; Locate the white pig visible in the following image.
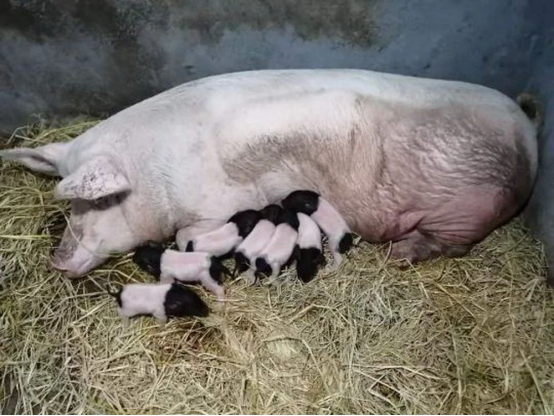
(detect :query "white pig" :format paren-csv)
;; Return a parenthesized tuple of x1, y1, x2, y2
(0, 69, 539, 278)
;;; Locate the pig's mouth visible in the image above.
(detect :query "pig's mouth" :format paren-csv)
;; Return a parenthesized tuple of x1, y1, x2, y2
(51, 254, 105, 278)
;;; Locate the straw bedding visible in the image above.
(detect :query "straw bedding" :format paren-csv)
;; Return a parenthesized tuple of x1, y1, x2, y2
(1, 119, 553, 414)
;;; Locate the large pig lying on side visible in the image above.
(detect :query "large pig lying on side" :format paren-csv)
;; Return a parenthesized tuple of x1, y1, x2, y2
(0, 69, 538, 277)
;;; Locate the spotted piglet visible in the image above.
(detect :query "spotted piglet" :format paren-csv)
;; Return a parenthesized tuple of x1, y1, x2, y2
(177, 209, 261, 258)
(282, 190, 353, 269)
(108, 282, 209, 323)
(295, 213, 326, 282)
(254, 209, 299, 284)
(133, 243, 229, 300)
(234, 204, 282, 283)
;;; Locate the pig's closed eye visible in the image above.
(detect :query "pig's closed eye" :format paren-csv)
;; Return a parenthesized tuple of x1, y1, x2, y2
(91, 197, 109, 210)
(92, 195, 120, 210)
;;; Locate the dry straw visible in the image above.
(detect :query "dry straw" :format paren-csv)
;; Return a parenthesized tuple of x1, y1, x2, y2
(1, 119, 553, 414)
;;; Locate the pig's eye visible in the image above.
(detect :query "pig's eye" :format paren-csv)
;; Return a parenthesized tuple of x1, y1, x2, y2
(92, 196, 112, 210)
(90, 193, 125, 210)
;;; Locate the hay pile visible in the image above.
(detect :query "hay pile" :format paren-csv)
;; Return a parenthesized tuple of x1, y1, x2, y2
(1, 119, 553, 414)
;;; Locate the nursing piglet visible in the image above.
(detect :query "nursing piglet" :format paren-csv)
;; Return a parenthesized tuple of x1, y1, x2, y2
(282, 190, 353, 268)
(133, 244, 228, 300)
(178, 209, 261, 257)
(295, 213, 325, 282)
(109, 282, 209, 323)
(254, 209, 299, 284)
(234, 204, 282, 283)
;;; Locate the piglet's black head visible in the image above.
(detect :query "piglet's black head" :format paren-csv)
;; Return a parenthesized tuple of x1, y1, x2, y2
(228, 209, 262, 238)
(281, 190, 320, 215)
(338, 233, 354, 254)
(280, 209, 300, 230)
(132, 241, 165, 278)
(255, 257, 272, 277)
(164, 284, 209, 318)
(296, 247, 325, 283)
(260, 204, 282, 224)
(209, 257, 231, 283)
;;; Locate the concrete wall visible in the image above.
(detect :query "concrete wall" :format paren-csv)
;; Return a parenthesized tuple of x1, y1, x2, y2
(1, 0, 545, 131)
(1, 0, 553, 278)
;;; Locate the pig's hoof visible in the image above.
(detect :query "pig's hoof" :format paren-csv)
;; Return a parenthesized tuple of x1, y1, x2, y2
(394, 258, 413, 270)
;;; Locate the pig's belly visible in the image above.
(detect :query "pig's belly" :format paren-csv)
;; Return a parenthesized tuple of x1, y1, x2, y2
(208, 90, 533, 247)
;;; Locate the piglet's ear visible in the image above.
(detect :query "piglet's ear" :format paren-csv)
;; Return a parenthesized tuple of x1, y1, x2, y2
(54, 156, 131, 200)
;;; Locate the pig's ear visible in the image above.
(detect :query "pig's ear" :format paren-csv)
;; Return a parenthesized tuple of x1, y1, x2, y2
(0, 142, 69, 176)
(54, 156, 131, 200)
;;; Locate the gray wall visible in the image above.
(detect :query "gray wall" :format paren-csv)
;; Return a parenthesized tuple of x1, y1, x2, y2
(1, 0, 553, 279)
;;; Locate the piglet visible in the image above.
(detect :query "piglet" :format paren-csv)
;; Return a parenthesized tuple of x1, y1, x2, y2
(234, 204, 282, 283)
(295, 213, 326, 282)
(133, 243, 229, 300)
(282, 190, 353, 269)
(108, 282, 209, 323)
(254, 209, 299, 284)
(177, 209, 261, 257)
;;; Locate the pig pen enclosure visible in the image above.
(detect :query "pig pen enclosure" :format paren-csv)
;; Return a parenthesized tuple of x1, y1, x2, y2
(1, 120, 553, 414)
(2, 0, 554, 414)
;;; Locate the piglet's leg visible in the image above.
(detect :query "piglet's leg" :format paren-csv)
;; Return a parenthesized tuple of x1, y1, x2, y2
(243, 268, 257, 284)
(118, 312, 131, 329)
(159, 271, 175, 284)
(264, 265, 281, 286)
(153, 310, 168, 323)
(325, 250, 343, 272)
(199, 271, 225, 301)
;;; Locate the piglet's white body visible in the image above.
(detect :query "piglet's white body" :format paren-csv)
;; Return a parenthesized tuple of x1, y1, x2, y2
(177, 223, 241, 256)
(297, 213, 322, 251)
(256, 223, 298, 283)
(118, 283, 171, 322)
(160, 250, 224, 299)
(311, 198, 350, 267)
(235, 219, 276, 282)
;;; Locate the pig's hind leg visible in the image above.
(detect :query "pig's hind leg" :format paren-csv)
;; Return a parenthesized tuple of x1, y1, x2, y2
(391, 187, 514, 266)
(390, 231, 467, 268)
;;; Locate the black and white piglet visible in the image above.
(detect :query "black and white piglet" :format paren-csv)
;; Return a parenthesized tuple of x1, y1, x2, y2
(295, 213, 326, 282)
(234, 204, 282, 283)
(254, 209, 299, 284)
(133, 243, 229, 300)
(176, 209, 261, 257)
(109, 282, 209, 323)
(282, 190, 353, 269)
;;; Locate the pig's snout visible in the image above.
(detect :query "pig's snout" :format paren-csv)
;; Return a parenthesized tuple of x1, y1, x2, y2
(50, 259, 82, 278)
(51, 226, 104, 277)
(51, 250, 104, 278)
